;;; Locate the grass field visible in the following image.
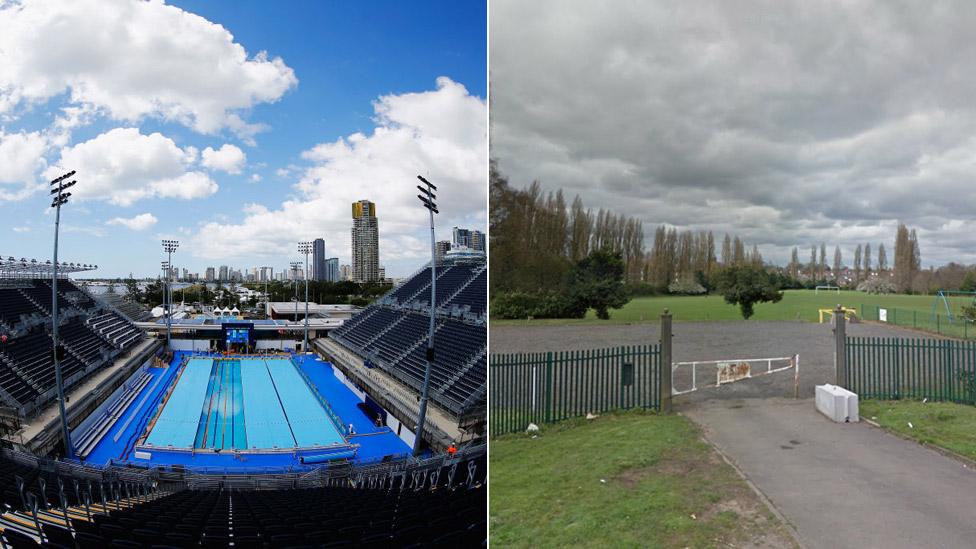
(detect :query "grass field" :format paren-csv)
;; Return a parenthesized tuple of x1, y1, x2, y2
(860, 400, 976, 460)
(494, 290, 976, 334)
(490, 411, 796, 548)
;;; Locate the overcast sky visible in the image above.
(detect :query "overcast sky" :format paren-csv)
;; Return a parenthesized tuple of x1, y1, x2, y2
(0, 1, 485, 278)
(490, 0, 976, 267)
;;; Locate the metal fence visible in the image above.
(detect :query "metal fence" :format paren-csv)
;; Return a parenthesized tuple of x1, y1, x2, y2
(846, 337, 976, 404)
(859, 304, 975, 340)
(489, 345, 662, 436)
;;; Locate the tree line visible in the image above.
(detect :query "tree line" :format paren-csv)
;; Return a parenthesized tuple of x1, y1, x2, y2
(491, 164, 970, 318)
(490, 162, 644, 291)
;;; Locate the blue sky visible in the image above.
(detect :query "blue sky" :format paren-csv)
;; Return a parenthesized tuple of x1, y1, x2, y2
(0, 0, 487, 278)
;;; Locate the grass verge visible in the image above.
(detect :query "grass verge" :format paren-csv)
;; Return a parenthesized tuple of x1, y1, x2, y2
(860, 399, 976, 460)
(489, 410, 796, 548)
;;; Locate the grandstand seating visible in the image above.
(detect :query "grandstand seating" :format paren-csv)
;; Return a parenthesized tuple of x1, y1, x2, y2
(95, 293, 153, 322)
(0, 447, 486, 548)
(330, 259, 486, 417)
(0, 288, 41, 327)
(0, 279, 146, 414)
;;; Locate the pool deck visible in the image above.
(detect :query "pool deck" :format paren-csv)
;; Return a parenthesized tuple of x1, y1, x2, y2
(80, 352, 410, 471)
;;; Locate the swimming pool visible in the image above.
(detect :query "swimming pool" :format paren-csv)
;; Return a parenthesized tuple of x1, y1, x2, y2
(143, 357, 346, 451)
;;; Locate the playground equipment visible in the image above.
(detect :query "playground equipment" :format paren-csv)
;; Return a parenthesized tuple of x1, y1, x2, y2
(930, 290, 976, 323)
(819, 307, 858, 324)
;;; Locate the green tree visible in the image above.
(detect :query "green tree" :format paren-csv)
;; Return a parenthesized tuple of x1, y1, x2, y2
(714, 265, 784, 319)
(567, 250, 630, 320)
(961, 270, 976, 292)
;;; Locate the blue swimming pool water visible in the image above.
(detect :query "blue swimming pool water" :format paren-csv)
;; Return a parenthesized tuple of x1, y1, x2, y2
(144, 357, 345, 451)
(144, 358, 213, 449)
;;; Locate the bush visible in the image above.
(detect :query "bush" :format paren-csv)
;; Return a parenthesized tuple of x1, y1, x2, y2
(491, 291, 586, 319)
(667, 277, 707, 295)
(625, 282, 660, 297)
(856, 278, 896, 294)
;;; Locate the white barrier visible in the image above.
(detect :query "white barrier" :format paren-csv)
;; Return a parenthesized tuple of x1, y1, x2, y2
(672, 354, 799, 396)
(815, 384, 859, 423)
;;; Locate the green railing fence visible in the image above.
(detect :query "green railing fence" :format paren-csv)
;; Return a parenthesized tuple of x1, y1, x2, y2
(859, 303, 975, 340)
(489, 345, 661, 436)
(846, 337, 976, 404)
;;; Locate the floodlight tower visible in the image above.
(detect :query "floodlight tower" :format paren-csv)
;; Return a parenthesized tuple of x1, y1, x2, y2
(413, 175, 438, 456)
(298, 242, 313, 352)
(261, 266, 272, 319)
(290, 261, 302, 339)
(161, 240, 179, 347)
(50, 169, 77, 458)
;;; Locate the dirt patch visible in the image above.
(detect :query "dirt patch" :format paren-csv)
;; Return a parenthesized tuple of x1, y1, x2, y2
(614, 446, 723, 489)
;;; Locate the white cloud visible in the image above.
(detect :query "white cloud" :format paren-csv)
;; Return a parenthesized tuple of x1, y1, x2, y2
(12, 226, 30, 233)
(45, 127, 218, 206)
(201, 144, 246, 174)
(188, 77, 487, 272)
(107, 212, 158, 231)
(0, 130, 49, 200)
(0, 0, 297, 139)
(250, 173, 262, 182)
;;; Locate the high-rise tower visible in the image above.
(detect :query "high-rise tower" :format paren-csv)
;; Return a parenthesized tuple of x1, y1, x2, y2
(351, 200, 379, 282)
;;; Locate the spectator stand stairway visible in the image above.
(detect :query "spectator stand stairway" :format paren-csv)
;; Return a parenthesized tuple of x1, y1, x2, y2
(0, 443, 486, 548)
(329, 257, 487, 421)
(0, 280, 148, 417)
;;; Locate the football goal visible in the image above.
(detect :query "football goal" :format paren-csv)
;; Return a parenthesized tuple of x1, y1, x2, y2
(815, 285, 840, 294)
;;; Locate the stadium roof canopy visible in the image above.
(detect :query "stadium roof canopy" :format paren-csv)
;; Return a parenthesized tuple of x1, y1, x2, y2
(0, 255, 97, 278)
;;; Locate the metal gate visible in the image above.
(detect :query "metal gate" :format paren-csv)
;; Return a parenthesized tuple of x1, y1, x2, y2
(671, 354, 799, 396)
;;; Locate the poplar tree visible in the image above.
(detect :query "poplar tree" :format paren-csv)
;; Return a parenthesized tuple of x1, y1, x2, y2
(833, 246, 842, 281)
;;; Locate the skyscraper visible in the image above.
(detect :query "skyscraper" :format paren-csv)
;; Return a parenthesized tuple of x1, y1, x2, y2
(312, 238, 326, 281)
(470, 230, 485, 252)
(205, 267, 215, 281)
(351, 200, 380, 282)
(452, 227, 485, 251)
(218, 265, 229, 281)
(453, 226, 472, 248)
(325, 258, 339, 282)
(436, 240, 451, 260)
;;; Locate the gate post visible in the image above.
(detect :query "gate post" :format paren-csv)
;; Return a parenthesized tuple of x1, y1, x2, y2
(660, 309, 673, 413)
(833, 304, 847, 386)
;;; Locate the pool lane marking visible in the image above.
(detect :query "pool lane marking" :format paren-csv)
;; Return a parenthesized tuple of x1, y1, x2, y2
(263, 358, 299, 447)
(221, 360, 230, 449)
(200, 360, 220, 448)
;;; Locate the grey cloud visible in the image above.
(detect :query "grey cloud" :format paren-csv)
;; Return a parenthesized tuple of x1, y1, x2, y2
(491, 0, 976, 265)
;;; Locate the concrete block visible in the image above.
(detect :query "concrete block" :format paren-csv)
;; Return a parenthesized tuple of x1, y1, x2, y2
(816, 384, 859, 423)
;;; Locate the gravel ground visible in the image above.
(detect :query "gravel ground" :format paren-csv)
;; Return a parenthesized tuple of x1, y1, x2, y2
(491, 320, 938, 403)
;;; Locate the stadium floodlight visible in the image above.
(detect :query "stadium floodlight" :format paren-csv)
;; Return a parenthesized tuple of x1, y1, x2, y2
(262, 266, 272, 319)
(49, 169, 77, 459)
(290, 261, 302, 337)
(298, 242, 313, 352)
(413, 174, 439, 456)
(161, 240, 179, 347)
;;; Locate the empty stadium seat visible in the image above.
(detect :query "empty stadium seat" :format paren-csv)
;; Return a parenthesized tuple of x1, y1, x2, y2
(330, 260, 486, 417)
(0, 279, 147, 412)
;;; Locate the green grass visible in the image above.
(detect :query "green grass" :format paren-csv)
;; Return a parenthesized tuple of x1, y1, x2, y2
(493, 289, 976, 331)
(860, 400, 976, 460)
(490, 411, 794, 548)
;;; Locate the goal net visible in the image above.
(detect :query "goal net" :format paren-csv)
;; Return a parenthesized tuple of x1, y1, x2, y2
(815, 285, 840, 294)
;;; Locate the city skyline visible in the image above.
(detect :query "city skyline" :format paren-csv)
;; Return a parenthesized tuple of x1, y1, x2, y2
(0, 1, 487, 278)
